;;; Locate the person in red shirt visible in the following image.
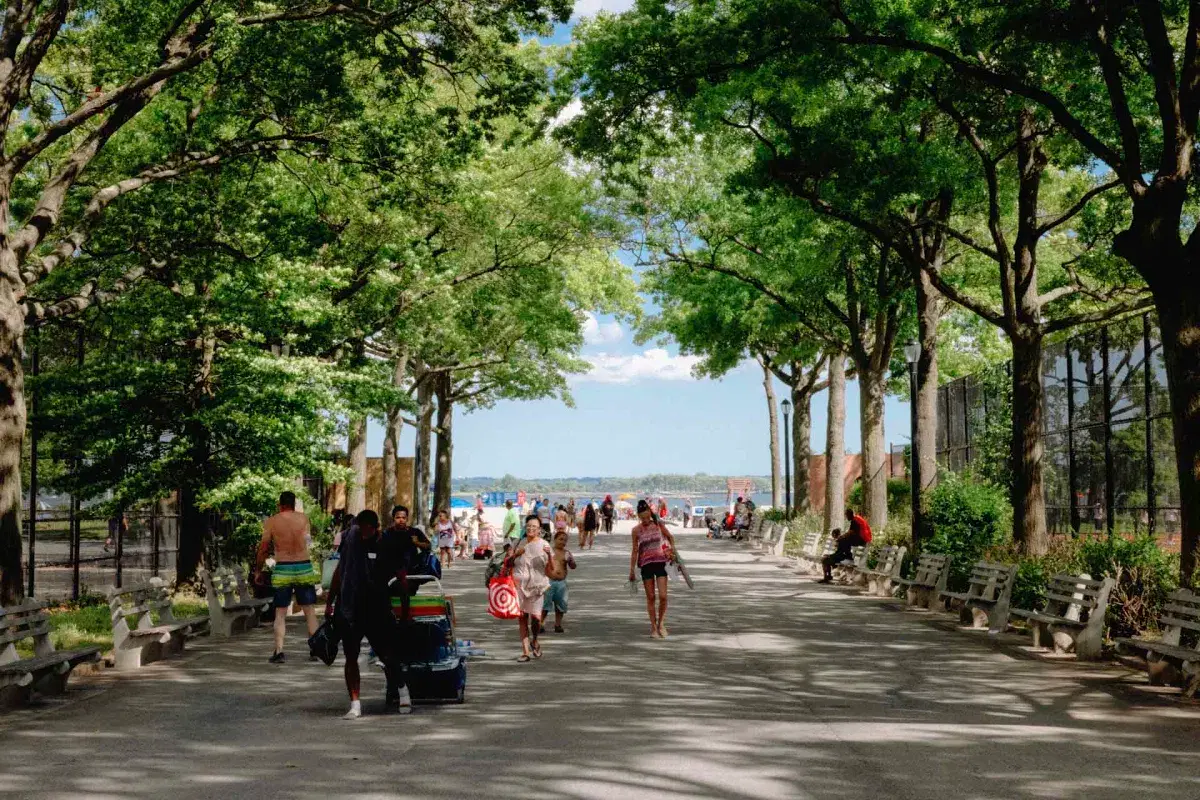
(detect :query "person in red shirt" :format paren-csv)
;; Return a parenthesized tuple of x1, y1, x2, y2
(820, 507, 872, 583)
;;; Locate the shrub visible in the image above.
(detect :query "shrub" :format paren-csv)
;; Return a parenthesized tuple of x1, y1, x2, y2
(920, 472, 1012, 591)
(986, 533, 1178, 641)
(1075, 534, 1178, 640)
(985, 538, 1079, 612)
(761, 507, 790, 522)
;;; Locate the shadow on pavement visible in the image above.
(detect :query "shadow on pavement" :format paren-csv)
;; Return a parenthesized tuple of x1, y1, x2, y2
(2, 527, 1200, 799)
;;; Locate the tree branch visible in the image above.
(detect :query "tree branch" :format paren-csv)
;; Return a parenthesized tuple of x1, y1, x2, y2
(922, 265, 1006, 328)
(1037, 179, 1122, 235)
(830, 25, 1135, 189)
(1042, 295, 1156, 334)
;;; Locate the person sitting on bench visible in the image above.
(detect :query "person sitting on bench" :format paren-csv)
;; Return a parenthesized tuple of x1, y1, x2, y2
(819, 507, 872, 584)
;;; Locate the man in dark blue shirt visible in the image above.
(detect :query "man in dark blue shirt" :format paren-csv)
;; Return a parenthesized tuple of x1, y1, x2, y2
(326, 510, 410, 719)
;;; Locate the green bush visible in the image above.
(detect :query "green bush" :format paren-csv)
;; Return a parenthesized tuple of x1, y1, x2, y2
(987, 533, 1178, 642)
(1075, 534, 1178, 640)
(761, 507, 790, 522)
(986, 538, 1079, 612)
(920, 472, 1012, 591)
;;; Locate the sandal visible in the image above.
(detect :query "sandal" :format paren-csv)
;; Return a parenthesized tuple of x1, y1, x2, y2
(554, 626, 565, 634)
(517, 654, 532, 663)
(531, 642, 543, 659)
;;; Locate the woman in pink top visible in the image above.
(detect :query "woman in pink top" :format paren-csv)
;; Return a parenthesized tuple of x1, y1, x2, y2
(629, 499, 678, 638)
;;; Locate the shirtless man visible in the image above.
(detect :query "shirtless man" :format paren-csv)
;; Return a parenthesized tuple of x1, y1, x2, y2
(566, 498, 577, 534)
(541, 530, 577, 633)
(256, 491, 320, 663)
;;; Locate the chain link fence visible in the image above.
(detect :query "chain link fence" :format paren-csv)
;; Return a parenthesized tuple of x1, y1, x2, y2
(937, 312, 1181, 548)
(22, 510, 179, 601)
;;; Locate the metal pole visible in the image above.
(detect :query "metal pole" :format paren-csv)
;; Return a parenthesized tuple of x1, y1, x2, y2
(783, 407, 792, 518)
(1143, 313, 1156, 536)
(1101, 327, 1115, 535)
(71, 326, 83, 600)
(1066, 338, 1079, 534)
(151, 501, 159, 577)
(115, 516, 123, 589)
(909, 361, 921, 547)
(26, 331, 39, 597)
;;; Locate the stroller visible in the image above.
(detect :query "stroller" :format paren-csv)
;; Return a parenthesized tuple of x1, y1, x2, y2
(390, 575, 466, 704)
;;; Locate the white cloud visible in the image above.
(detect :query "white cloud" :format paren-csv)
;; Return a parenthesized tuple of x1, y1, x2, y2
(582, 312, 624, 345)
(573, 0, 636, 17)
(576, 348, 702, 384)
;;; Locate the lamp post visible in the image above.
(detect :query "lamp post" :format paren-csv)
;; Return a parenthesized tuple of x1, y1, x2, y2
(781, 397, 792, 518)
(903, 339, 922, 546)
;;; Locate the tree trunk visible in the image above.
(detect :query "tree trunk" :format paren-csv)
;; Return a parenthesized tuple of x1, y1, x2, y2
(347, 416, 367, 515)
(0, 282, 27, 603)
(914, 266, 941, 504)
(824, 351, 847, 536)
(761, 360, 782, 508)
(380, 351, 408, 516)
(177, 330, 217, 583)
(414, 377, 433, 527)
(432, 371, 453, 518)
(1158, 289, 1200, 583)
(1010, 332, 1049, 555)
(381, 416, 398, 518)
(859, 367, 888, 530)
(792, 382, 813, 514)
(177, 481, 210, 583)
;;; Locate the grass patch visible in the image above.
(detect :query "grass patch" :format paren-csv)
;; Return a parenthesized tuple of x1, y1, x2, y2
(14, 591, 209, 658)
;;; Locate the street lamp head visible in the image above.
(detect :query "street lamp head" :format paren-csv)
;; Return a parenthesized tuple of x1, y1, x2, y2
(781, 397, 792, 415)
(903, 339, 920, 365)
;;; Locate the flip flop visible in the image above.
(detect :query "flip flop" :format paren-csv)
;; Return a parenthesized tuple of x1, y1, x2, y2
(532, 642, 543, 658)
(517, 654, 532, 663)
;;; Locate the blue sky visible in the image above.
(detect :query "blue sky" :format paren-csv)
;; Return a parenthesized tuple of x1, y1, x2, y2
(363, 1, 914, 477)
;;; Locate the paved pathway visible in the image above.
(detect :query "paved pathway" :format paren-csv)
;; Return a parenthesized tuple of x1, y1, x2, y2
(3, 523, 1200, 799)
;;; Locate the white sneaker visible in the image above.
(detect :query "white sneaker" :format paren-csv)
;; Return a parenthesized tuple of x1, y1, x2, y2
(396, 687, 413, 715)
(342, 700, 362, 720)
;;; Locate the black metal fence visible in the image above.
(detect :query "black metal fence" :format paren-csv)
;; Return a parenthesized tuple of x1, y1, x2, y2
(937, 312, 1181, 544)
(22, 510, 179, 601)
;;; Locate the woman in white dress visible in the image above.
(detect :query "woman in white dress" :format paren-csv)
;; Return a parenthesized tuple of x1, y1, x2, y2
(511, 515, 552, 662)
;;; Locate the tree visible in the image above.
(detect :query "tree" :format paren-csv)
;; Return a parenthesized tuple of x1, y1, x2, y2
(557, 4, 951, 527)
(801, 0, 1200, 581)
(0, 0, 573, 600)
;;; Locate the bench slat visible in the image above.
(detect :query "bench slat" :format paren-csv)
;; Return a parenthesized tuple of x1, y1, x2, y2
(0, 599, 50, 618)
(0, 623, 51, 646)
(1163, 603, 1200, 619)
(1044, 592, 1099, 608)
(1160, 615, 1200, 633)
(1118, 638, 1200, 661)
(1048, 575, 1105, 589)
(1011, 609, 1086, 627)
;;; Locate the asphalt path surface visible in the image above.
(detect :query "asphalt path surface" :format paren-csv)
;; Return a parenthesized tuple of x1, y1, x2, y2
(3, 522, 1200, 799)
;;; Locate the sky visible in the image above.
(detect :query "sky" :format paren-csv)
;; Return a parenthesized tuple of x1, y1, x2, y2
(361, 0, 915, 478)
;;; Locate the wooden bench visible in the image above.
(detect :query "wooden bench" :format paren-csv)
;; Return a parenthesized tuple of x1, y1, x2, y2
(1116, 589, 1200, 696)
(939, 561, 1017, 634)
(859, 545, 907, 597)
(756, 522, 786, 557)
(832, 545, 868, 583)
(200, 566, 273, 637)
(109, 581, 209, 671)
(1011, 573, 1115, 660)
(739, 516, 764, 544)
(795, 531, 825, 573)
(894, 553, 951, 610)
(0, 599, 101, 701)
